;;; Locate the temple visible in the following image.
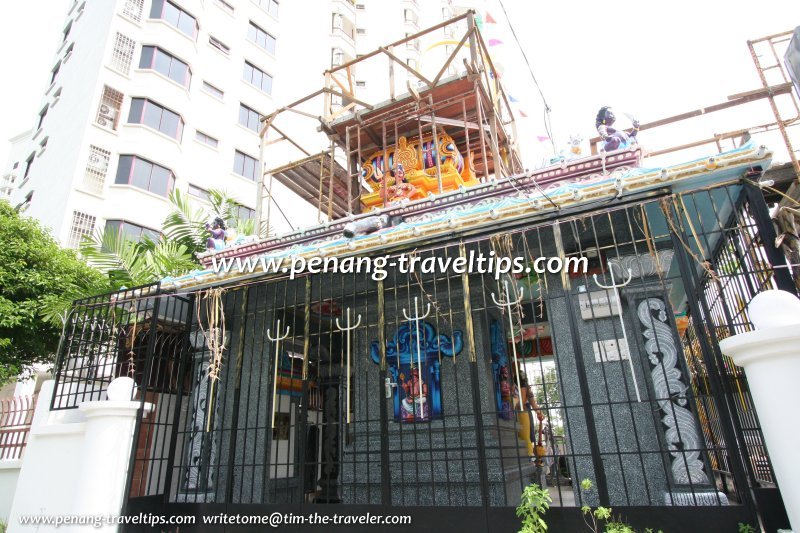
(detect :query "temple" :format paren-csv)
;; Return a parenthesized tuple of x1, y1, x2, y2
(48, 13, 796, 532)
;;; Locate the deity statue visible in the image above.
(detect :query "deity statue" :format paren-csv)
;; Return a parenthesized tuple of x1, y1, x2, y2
(596, 106, 639, 152)
(205, 217, 227, 251)
(400, 367, 429, 420)
(376, 164, 417, 207)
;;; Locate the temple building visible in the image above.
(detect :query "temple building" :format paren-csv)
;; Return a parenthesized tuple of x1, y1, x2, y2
(42, 14, 798, 532)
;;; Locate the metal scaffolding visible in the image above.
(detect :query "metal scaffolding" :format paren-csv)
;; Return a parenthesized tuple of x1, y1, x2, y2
(254, 11, 523, 236)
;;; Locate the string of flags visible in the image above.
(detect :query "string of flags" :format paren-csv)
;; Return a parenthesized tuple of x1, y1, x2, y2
(480, 11, 544, 136)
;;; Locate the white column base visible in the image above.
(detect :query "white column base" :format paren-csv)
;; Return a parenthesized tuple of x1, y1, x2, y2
(720, 324, 800, 532)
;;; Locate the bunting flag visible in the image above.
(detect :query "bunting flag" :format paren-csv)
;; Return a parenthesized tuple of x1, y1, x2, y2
(519, 110, 528, 118)
(509, 95, 520, 103)
(536, 135, 550, 143)
(485, 12, 497, 24)
(488, 39, 504, 47)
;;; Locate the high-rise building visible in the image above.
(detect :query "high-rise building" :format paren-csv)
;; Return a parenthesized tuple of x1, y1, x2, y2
(3, 0, 460, 247)
(0, 131, 32, 202)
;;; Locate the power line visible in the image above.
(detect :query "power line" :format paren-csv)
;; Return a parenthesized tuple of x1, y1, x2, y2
(495, 0, 557, 155)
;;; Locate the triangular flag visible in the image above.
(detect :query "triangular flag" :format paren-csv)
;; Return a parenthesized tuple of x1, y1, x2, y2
(485, 12, 497, 24)
(536, 135, 550, 142)
(488, 39, 503, 47)
(509, 95, 520, 103)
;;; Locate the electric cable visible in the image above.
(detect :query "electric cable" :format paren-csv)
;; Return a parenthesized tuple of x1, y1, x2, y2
(496, 0, 557, 155)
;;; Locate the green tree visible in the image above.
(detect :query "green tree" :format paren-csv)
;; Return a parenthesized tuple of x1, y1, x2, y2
(0, 201, 107, 384)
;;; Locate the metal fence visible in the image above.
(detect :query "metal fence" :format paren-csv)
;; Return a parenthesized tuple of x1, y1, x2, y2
(51, 180, 789, 529)
(0, 394, 36, 460)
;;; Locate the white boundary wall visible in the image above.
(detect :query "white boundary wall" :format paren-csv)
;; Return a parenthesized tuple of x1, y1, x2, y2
(6, 380, 149, 533)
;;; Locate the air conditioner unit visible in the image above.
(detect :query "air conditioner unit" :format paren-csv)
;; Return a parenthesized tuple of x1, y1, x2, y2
(97, 105, 118, 127)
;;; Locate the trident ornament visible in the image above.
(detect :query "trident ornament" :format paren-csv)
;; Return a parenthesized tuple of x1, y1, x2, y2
(593, 264, 641, 403)
(335, 308, 362, 424)
(492, 280, 526, 411)
(402, 297, 432, 416)
(267, 319, 291, 427)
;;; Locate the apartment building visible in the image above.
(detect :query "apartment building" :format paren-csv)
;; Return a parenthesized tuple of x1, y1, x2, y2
(3, 0, 462, 247)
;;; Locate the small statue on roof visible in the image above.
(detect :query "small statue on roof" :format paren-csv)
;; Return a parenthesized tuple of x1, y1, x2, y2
(205, 217, 227, 251)
(596, 106, 639, 152)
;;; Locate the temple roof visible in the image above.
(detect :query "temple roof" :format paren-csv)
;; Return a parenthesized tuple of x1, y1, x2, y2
(162, 143, 772, 292)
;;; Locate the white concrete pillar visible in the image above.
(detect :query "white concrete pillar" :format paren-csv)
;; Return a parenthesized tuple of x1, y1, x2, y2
(719, 290, 800, 532)
(71, 398, 152, 532)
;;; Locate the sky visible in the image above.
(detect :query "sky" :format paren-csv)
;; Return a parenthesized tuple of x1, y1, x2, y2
(486, 0, 800, 167)
(0, 0, 798, 169)
(0, 0, 71, 165)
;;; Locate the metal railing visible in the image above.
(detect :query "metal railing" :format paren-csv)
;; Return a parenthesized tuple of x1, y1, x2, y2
(0, 394, 37, 460)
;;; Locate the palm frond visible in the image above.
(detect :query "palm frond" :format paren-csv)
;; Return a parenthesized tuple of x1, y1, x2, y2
(207, 188, 239, 223)
(79, 230, 153, 289)
(163, 189, 207, 256)
(145, 240, 196, 278)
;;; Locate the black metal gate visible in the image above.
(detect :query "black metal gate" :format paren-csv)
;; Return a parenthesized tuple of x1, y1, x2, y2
(52, 180, 791, 532)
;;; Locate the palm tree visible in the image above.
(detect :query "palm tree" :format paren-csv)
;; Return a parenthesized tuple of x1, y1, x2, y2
(81, 188, 258, 291)
(163, 188, 262, 260)
(79, 231, 196, 291)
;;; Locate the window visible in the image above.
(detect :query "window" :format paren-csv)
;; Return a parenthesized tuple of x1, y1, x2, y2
(84, 145, 111, 194)
(128, 98, 184, 140)
(37, 105, 49, 131)
(356, 28, 366, 35)
(38, 136, 48, 153)
(62, 21, 72, 43)
(405, 34, 420, 52)
(105, 219, 161, 243)
(122, 0, 145, 22)
(52, 87, 63, 105)
(67, 211, 95, 249)
(236, 204, 255, 220)
(247, 21, 276, 55)
(355, 3, 365, 9)
(195, 130, 218, 148)
(110, 32, 136, 74)
(139, 46, 191, 87)
(215, 0, 234, 14)
(50, 61, 61, 85)
(233, 150, 258, 181)
(64, 43, 74, 62)
(331, 13, 354, 39)
(188, 184, 210, 200)
(96, 85, 124, 130)
(18, 191, 33, 212)
(331, 48, 346, 67)
(406, 57, 418, 70)
(403, 8, 418, 25)
(115, 155, 175, 197)
(24, 153, 35, 179)
(209, 36, 230, 55)
(149, 0, 198, 40)
(238, 103, 263, 133)
(242, 61, 272, 94)
(202, 81, 224, 99)
(255, 0, 279, 18)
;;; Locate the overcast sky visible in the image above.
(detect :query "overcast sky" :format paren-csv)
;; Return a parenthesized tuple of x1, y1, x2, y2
(1, 1, 798, 168)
